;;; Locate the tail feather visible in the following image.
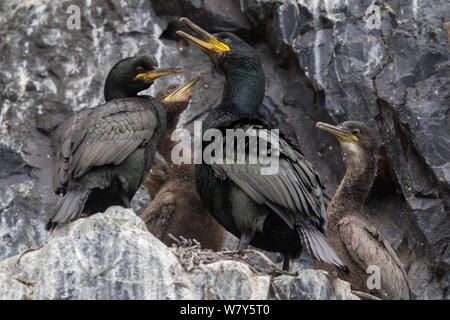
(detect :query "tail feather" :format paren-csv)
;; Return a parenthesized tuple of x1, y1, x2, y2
(46, 189, 91, 231)
(297, 226, 347, 270)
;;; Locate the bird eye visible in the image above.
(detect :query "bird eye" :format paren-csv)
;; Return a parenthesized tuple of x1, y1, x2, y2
(223, 38, 231, 45)
(136, 66, 145, 73)
(351, 129, 360, 135)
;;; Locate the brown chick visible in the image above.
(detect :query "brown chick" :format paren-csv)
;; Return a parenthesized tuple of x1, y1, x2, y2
(143, 72, 226, 251)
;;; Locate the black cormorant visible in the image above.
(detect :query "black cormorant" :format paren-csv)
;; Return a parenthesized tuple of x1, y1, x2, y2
(315, 121, 410, 299)
(47, 56, 183, 230)
(177, 18, 345, 271)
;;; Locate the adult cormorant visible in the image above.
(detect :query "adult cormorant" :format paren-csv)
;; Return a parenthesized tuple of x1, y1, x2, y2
(47, 56, 183, 230)
(143, 72, 226, 251)
(315, 121, 410, 299)
(177, 18, 345, 271)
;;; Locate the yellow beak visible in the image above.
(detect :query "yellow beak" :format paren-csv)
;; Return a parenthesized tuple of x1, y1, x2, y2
(176, 17, 230, 55)
(164, 71, 205, 101)
(135, 67, 184, 83)
(316, 122, 359, 142)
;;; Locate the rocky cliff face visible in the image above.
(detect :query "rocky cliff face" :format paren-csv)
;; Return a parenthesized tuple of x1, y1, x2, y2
(0, 206, 357, 300)
(0, 0, 448, 299)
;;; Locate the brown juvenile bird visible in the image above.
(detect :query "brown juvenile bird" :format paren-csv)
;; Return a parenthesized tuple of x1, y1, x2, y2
(315, 121, 410, 300)
(143, 72, 226, 251)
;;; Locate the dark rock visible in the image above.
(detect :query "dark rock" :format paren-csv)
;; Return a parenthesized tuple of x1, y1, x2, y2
(0, 145, 31, 179)
(152, 0, 252, 33)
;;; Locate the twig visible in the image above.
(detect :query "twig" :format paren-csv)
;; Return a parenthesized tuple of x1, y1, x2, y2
(169, 233, 201, 249)
(15, 247, 41, 269)
(350, 290, 381, 300)
(168, 233, 181, 245)
(217, 249, 298, 277)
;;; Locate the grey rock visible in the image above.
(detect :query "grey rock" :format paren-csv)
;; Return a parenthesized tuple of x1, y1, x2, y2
(292, 0, 450, 267)
(130, 186, 150, 217)
(272, 271, 357, 300)
(0, 0, 448, 299)
(239, 0, 450, 299)
(152, 0, 252, 33)
(0, 207, 355, 300)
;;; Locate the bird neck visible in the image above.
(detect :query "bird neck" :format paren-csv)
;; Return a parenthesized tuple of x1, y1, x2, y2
(104, 78, 140, 101)
(328, 150, 377, 219)
(158, 110, 183, 161)
(205, 63, 265, 130)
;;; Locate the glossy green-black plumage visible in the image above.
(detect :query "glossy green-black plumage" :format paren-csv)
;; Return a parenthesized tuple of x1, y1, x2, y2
(194, 32, 345, 270)
(48, 56, 166, 230)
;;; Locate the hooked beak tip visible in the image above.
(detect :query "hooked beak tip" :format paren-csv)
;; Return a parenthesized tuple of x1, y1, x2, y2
(316, 122, 359, 142)
(177, 17, 230, 54)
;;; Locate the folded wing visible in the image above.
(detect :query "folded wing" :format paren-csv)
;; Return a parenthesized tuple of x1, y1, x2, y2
(52, 98, 157, 195)
(211, 123, 327, 232)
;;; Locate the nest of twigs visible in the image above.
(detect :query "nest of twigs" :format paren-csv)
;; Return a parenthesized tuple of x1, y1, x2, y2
(168, 234, 298, 277)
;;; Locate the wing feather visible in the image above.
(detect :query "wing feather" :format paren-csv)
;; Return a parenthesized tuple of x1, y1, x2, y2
(52, 98, 158, 193)
(52, 109, 93, 194)
(211, 122, 326, 231)
(338, 215, 410, 299)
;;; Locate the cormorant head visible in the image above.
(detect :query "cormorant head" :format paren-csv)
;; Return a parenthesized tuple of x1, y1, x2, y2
(156, 71, 204, 119)
(104, 55, 183, 101)
(316, 121, 378, 166)
(176, 18, 260, 73)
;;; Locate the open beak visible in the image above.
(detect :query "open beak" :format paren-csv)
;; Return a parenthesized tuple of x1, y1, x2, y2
(136, 67, 184, 83)
(164, 71, 205, 101)
(176, 17, 230, 56)
(316, 122, 359, 142)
